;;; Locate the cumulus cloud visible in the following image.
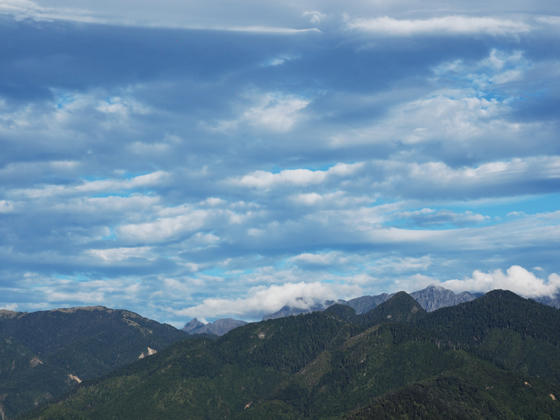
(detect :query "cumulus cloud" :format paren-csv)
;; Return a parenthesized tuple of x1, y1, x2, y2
(0, 303, 19, 311)
(288, 251, 348, 266)
(347, 16, 530, 36)
(87, 247, 155, 262)
(232, 162, 364, 189)
(116, 210, 213, 243)
(302, 11, 326, 25)
(174, 281, 362, 319)
(442, 266, 560, 298)
(211, 93, 310, 132)
(0, 200, 14, 213)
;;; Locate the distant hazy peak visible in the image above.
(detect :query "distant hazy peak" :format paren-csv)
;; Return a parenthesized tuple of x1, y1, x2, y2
(410, 285, 478, 312)
(182, 318, 247, 336)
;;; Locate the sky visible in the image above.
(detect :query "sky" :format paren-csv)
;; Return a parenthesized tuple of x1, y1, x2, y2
(0, 0, 559, 326)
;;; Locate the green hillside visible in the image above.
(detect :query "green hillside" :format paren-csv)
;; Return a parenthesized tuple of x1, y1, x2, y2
(21, 291, 560, 420)
(0, 306, 188, 419)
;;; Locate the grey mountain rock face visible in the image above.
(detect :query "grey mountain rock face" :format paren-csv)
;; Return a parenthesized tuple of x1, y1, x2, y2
(182, 318, 205, 333)
(410, 285, 479, 312)
(182, 318, 247, 336)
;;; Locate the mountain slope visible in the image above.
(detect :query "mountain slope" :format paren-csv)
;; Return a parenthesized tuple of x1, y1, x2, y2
(22, 291, 560, 420)
(0, 306, 187, 419)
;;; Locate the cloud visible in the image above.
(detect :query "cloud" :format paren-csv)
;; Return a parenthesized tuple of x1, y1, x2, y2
(87, 247, 155, 262)
(347, 16, 531, 37)
(370, 157, 560, 199)
(288, 251, 348, 266)
(302, 11, 326, 25)
(232, 162, 364, 189)
(393, 209, 490, 227)
(442, 266, 560, 298)
(0, 0, 97, 23)
(0, 303, 19, 311)
(11, 171, 168, 199)
(0, 3, 559, 326)
(174, 281, 362, 319)
(210, 93, 310, 132)
(0, 200, 14, 213)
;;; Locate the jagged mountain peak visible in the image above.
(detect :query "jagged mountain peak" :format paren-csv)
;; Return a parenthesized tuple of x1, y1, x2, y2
(182, 318, 247, 336)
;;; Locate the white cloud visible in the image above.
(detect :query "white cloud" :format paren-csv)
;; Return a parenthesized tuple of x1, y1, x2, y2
(87, 247, 155, 262)
(232, 162, 364, 189)
(208, 93, 309, 133)
(0, 0, 98, 22)
(116, 210, 212, 243)
(441, 266, 560, 298)
(11, 171, 168, 199)
(242, 94, 309, 131)
(347, 16, 530, 36)
(174, 281, 362, 319)
(0, 200, 14, 213)
(96, 96, 151, 117)
(289, 251, 348, 266)
(302, 11, 326, 25)
(0, 303, 19, 311)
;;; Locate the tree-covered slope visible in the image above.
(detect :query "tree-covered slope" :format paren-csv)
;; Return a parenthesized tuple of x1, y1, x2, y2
(0, 306, 187, 419)
(21, 291, 560, 420)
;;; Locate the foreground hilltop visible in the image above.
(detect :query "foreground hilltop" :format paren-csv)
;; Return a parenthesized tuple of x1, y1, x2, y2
(0, 306, 187, 419)
(24, 291, 560, 420)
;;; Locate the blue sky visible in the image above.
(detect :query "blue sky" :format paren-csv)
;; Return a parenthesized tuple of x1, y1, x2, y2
(0, 0, 559, 326)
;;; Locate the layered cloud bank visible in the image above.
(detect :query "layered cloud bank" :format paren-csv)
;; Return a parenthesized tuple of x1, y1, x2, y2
(0, 0, 559, 324)
(442, 266, 560, 299)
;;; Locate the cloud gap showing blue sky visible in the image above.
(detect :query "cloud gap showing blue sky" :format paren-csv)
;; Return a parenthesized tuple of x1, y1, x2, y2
(0, 0, 559, 325)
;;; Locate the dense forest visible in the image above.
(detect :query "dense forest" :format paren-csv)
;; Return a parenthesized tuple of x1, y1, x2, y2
(0, 307, 187, 419)
(19, 291, 560, 419)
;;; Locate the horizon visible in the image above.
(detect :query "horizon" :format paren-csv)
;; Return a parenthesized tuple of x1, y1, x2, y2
(0, 284, 540, 327)
(0, 0, 559, 327)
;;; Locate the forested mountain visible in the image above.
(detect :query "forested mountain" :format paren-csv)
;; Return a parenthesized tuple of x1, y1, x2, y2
(22, 291, 560, 420)
(0, 306, 187, 419)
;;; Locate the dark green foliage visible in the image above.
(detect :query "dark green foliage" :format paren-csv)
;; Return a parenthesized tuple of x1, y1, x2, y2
(416, 290, 560, 348)
(0, 307, 187, 419)
(20, 291, 560, 420)
(345, 362, 560, 420)
(358, 291, 426, 327)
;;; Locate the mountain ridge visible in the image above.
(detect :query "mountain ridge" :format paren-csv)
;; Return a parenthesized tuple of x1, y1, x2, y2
(22, 290, 560, 420)
(0, 306, 188, 419)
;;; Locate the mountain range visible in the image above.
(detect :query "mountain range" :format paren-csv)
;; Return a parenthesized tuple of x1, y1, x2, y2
(262, 285, 481, 321)
(21, 290, 560, 419)
(196, 285, 481, 336)
(182, 285, 556, 338)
